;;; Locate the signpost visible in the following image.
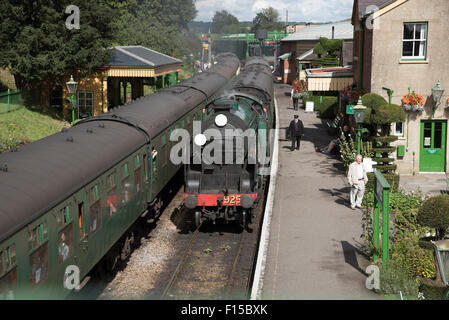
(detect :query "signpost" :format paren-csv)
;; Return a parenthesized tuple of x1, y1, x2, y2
(346, 105, 354, 115)
(373, 169, 391, 266)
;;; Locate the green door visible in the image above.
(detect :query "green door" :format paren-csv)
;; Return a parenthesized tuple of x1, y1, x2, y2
(420, 120, 446, 172)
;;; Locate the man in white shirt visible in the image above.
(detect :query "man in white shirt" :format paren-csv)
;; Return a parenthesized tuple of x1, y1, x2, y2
(347, 154, 368, 210)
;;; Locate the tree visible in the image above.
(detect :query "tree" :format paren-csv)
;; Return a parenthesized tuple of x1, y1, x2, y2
(251, 7, 284, 32)
(0, 0, 117, 93)
(112, 0, 200, 58)
(311, 37, 343, 68)
(211, 10, 241, 34)
(418, 194, 449, 240)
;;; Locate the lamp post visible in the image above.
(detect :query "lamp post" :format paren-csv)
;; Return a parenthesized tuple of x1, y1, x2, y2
(432, 239, 449, 300)
(432, 80, 445, 117)
(66, 75, 78, 124)
(353, 97, 367, 155)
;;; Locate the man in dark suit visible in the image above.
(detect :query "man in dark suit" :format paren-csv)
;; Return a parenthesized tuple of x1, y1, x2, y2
(289, 115, 304, 151)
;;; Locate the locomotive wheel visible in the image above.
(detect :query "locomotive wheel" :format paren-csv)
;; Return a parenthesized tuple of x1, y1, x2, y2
(194, 211, 201, 228)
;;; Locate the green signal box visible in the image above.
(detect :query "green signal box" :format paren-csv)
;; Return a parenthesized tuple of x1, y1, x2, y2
(346, 105, 354, 115)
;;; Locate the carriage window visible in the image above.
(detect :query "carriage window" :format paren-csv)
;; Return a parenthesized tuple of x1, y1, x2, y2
(161, 145, 167, 167)
(89, 185, 99, 204)
(90, 201, 101, 233)
(78, 202, 85, 239)
(134, 167, 142, 193)
(57, 205, 72, 228)
(123, 163, 129, 177)
(29, 243, 49, 285)
(107, 188, 118, 217)
(58, 223, 73, 263)
(121, 177, 132, 204)
(107, 172, 116, 189)
(0, 268, 17, 300)
(28, 223, 48, 250)
(135, 154, 140, 168)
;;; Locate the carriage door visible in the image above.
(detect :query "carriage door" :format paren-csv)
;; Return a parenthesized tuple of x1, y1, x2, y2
(420, 120, 446, 172)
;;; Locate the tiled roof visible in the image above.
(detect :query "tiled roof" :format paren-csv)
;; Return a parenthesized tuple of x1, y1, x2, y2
(357, 0, 395, 19)
(282, 20, 353, 42)
(108, 46, 182, 68)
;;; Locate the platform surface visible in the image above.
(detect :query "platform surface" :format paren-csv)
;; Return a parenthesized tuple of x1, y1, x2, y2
(260, 84, 379, 300)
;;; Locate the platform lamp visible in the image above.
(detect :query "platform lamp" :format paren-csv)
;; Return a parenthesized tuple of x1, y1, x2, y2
(353, 97, 367, 155)
(66, 75, 78, 124)
(432, 80, 444, 117)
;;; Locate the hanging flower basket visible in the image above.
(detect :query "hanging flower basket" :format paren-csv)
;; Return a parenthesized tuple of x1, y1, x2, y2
(402, 91, 425, 112)
(446, 98, 449, 108)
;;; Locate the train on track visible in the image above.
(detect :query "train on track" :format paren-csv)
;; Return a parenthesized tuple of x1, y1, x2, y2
(183, 57, 274, 228)
(0, 53, 240, 299)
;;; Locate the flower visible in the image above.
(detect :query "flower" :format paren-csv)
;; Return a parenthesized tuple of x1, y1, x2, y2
(402, 91, 425, 106)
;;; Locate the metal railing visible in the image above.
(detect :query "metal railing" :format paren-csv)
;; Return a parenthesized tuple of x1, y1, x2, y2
(0, 89, 24, 114)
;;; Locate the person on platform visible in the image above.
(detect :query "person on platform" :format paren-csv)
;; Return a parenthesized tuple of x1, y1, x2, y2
(347, 154, 368, 210)
(289, 115, 304, 151)
(291, 83, 300, 110)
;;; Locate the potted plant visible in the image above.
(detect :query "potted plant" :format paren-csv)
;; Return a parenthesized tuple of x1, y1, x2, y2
(402, 90, 425, 112)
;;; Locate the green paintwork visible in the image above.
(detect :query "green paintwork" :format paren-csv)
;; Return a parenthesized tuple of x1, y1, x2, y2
(346, 105, 354, 115)
(373, 169, 391, 266)
(420, 120, 446, 172)
(397, 145, 405, 157)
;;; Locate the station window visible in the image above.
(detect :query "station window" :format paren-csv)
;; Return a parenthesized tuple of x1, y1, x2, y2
(0, 246, 17, 300)
(29, 243, 49, 285)
(28, 222, 48, 251)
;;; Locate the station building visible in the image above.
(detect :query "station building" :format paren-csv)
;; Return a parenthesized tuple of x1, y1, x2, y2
(43, 45, 182, 121)
(352, 0, 449, 174)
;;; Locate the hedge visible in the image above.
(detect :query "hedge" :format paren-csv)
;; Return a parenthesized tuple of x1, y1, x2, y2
(365, 172, 400, 193)
(303, 95, 338, 119)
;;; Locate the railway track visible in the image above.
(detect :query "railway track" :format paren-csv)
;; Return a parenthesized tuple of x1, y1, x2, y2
(159, 181, 268, 300)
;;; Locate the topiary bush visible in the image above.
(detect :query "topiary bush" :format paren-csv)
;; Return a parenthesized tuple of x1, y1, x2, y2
(417, 194, 449, 240)
(370, 104, 406, 174)
(362, 93, 388, 111)
(365, 172, 400, 193)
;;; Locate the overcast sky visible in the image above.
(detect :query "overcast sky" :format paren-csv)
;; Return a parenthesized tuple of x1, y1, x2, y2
(194, 0, 354, 22)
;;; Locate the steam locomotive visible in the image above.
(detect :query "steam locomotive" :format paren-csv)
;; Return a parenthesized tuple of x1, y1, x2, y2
(183, 57, 274, 228)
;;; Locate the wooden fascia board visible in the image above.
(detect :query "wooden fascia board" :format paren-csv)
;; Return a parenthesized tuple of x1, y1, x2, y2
(373, 0, 408, 20)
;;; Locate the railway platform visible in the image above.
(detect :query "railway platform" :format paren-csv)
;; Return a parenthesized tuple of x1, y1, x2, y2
(256, 84, 379, 300)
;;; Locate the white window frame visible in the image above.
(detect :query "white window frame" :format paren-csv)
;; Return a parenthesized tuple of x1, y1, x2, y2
(402, 22, 428, 60)
(77, 91, 94, 118)
(394, 122, 404, 137)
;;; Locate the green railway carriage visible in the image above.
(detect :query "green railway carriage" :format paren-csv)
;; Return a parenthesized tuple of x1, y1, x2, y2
(0, 53, 240, 299)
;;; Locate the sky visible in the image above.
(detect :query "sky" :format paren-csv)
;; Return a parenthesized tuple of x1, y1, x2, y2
(194, 0, 354, 22)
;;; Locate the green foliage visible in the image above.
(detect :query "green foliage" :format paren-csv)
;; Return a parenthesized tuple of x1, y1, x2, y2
(371, 104, 406, 125)
(251, 7, 284, 32)
(417, 194, 449, 240)
(373, 136, 399, 143)
(391, 234, 436, 279)
(313, 43, 326, 56)
(379, 261, 420, 296)
(339, 138, 372, 169)
(211, 10, 241, 34)
(361, 93, 388, 111)
(365, 173, 400, 193)
(112, 0, 200, 59)
(317, 37, 343, 56)
(0, 107, 69, 153)
(303, 95, 338, 119)
(0, 0, 117, 90)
